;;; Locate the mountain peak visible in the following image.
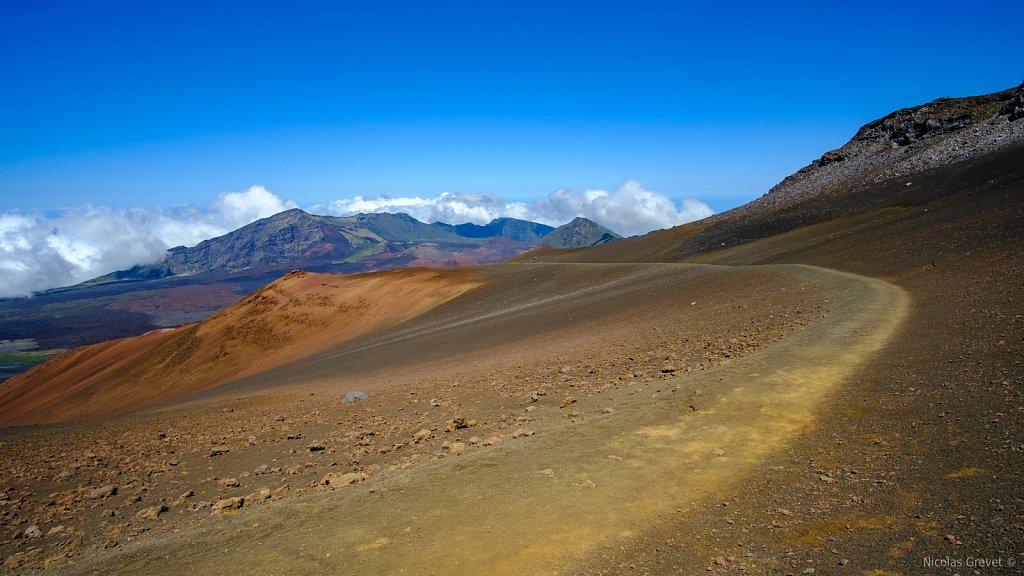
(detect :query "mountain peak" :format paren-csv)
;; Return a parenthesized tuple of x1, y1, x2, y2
(540, 217, 622, 248)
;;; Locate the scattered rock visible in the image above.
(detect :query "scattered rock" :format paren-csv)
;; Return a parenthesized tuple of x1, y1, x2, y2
(219, 478, 240, 488)
(342, 391, 369, 403)
(445, 417, 473, 432)
(135, 504, 168, 520)
(307, 442, 326, 452)
(442, 441, 466, 455)
(512, 429, 535, 439)
(537, 468, 555, 477)
(213, 497, 244, 512)
(413, 429, 432, 443)
(209, 446, 230, 457)
(174, 490, 194, 506)
(560, 395, 577, 409)
(321, 472, 361, 487)
(22, 526, 42, 539)
(272, 414, 285, 422)
(254, 464, 270, 475)
(467, 436, 482, 445)
(89, 484, 117, 499)
(712, 448, 726, 457)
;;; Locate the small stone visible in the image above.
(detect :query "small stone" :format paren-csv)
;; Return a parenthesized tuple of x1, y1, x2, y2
(219, 478, 240, 488)
(443, 442, 467, 455)
(413, 429, 432, 443)
(560, 395, 577, 409)
(529, 391, 539, 402)
(89, 484, 117, 499)
(342, 391, 368, 404)
(22, 525, 43, 539)
(246, 488, 272, 501)
(839, 559, 849, 566)
(56, 470, 73, 481)
(537, 468, 555, 477)
(467, 436, 481, 445)
(512, 429, 535, 438)
(321, 472, 361, 487)
(712, 448, 726, 457)
(209, 446, 230, 457)
(213, 497, 244, 512)
(254, 464, 270, 475)
(272, 414, 285, 422)
(525, 406, 536, 413)
(308, 443, 326, 452)
(135, 504, 168, 520)
(802, 569, 815, 574)
(446, 417, 471, 432)
(174, 490, 194, 505)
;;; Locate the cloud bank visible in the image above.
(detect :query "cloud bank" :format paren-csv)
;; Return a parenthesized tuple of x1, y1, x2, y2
(0, 181, 712, 297)
(0, 186, 297, 298)
(321, 179, 713, 237)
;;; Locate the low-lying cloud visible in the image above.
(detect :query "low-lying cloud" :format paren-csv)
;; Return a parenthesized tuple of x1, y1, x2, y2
(0, 186, 297, 298)
(0, 181, 712, 297)
(321, 179, 713, 237)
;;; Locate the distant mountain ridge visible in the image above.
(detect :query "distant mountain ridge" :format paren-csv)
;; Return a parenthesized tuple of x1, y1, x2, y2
(90, 210, 619, 285)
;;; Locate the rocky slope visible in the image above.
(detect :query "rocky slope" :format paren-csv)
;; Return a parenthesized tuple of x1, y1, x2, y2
(759, 82, 1024, 211)
(544, 83, 1024, 262)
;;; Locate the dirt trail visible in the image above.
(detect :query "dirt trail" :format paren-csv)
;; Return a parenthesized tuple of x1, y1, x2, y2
(57, 264, 907, 576)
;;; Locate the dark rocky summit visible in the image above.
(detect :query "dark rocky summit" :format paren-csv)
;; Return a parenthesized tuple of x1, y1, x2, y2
(539, 217, 622, 248)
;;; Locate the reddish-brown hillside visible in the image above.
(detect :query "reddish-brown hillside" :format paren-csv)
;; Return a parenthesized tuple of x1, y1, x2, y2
(0, 268, 481, 425)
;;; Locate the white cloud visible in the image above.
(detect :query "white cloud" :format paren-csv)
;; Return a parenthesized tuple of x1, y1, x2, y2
(320, 180, 713, 237)
(0, 182, 712, 297)
(0, 186, 297, 298)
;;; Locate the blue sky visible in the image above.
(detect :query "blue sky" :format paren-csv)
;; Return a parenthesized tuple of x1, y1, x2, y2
(0, 1, 1021, 295)
(3, 0, 1019, 212)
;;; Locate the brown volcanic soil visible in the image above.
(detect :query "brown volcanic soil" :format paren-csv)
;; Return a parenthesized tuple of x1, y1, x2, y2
(0, 269, 481, 426)
(0, 262, 840, 573)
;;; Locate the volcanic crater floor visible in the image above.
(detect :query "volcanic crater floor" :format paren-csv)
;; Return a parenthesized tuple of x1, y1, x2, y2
(0, 263, 906, 574)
